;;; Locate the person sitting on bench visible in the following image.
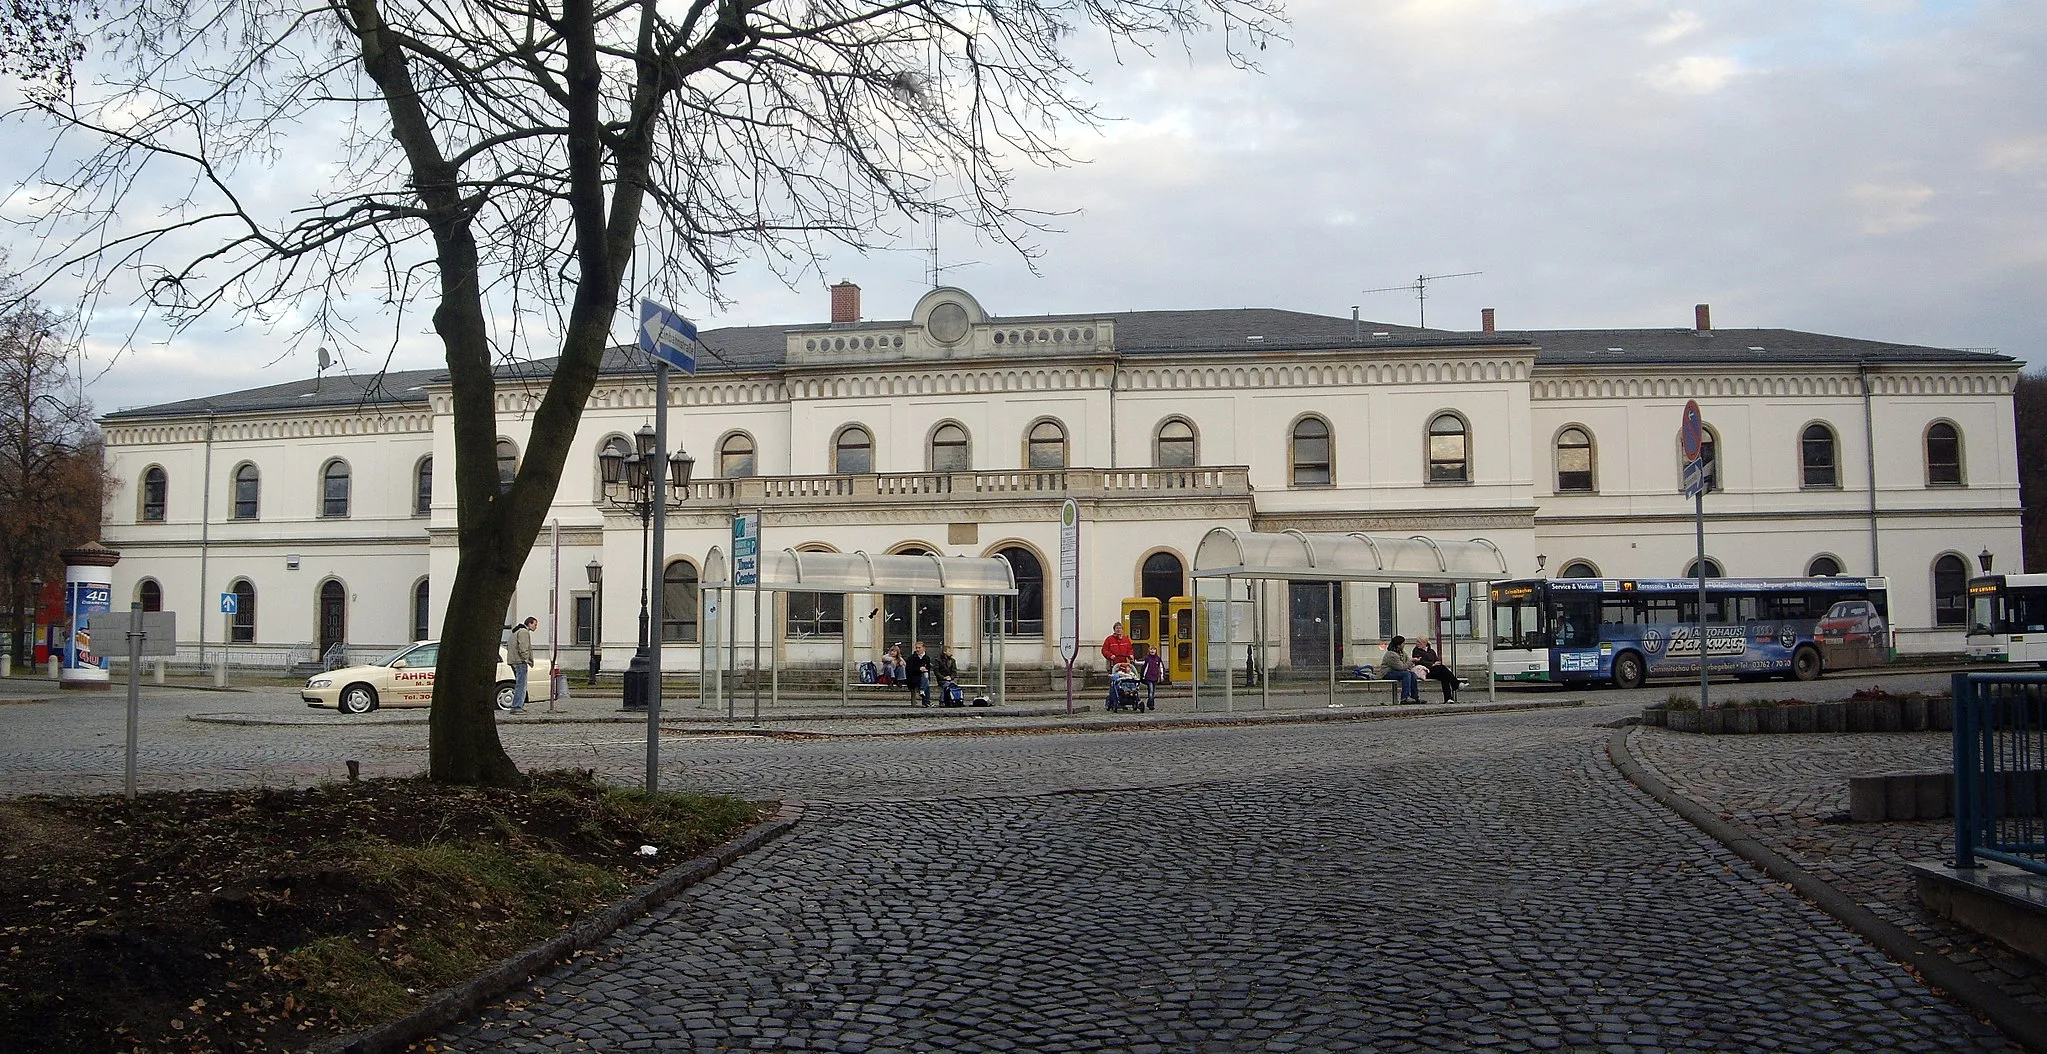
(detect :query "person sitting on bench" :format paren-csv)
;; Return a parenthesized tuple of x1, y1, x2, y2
(1380, 636, 1422, 704)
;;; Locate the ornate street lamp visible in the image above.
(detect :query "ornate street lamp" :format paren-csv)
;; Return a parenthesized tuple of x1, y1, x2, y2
(599, 428, 693, 710)
(584, 557, 603, 685)
(1979, 547, 1994, 574)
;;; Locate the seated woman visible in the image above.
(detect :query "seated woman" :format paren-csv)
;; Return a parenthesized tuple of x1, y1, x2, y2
(1380, 636, 1422, 704)
(1410, 636, 1463, 703)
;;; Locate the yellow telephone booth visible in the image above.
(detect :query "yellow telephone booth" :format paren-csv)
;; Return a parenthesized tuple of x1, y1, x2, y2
(1166, 595, 1197, 682)
(1121, 598, 1162, 666)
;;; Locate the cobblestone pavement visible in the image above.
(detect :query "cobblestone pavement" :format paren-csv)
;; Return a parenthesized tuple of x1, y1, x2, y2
(422, 704, 2016, 1053)
(1628, 724, 2047, 1020)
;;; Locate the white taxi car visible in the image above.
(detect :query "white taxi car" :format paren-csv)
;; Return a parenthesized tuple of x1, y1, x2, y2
(301, 640, 553, 714)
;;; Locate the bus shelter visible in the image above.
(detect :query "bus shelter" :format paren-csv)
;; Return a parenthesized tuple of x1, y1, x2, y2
(701, 547, 1020, 716)
(1190, 528, 1511, 711)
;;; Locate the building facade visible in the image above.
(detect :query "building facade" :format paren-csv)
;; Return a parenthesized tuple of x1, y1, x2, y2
(98, 285, 2023, 674)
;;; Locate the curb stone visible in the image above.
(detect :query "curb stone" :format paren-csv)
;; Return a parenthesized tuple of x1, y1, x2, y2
(310, 803, 804, 1054)
(1606, 726, 2047, 1052)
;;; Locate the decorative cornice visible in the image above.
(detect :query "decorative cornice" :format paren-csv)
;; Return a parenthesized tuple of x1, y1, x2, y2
(1530, 364, 2017, 401)
(103, 411, 435, 447)
(1255, 508, 1539, 533)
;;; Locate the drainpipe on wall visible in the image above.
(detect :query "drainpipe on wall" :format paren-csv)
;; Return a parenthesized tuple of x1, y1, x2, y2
(1860, 363, 1880, 575)
(1108, 358, 1119, 470)
(198, 411, 215, 666)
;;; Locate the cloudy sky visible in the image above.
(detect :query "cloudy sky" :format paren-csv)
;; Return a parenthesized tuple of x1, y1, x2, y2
(17, 0, 2047, 414)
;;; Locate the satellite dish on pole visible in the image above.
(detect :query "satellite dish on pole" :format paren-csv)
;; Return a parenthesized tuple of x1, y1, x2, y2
(317, 347, 332, 373)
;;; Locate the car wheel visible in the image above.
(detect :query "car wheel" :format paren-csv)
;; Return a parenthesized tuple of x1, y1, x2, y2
(338, 684, 378, 714)
(1612, 652, 1646, 690)
(1791, 646, 1822, 682)
(496, 682, 516, 711)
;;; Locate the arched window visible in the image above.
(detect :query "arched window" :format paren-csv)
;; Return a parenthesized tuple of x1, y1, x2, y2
(833, 425, 873, 474)
(1290, 416, 1331, 487)
(233, 463, 260, 520)
(1934, 554, 1968, 627)
(1925, 422, 1963, 486)
(229, 579, 256, 643)
(496, 439, 519, 494)
(1156, 419, 1196, 468)
(1683, 558, 1724, 579)
(140, 466, 167, 522)
(1801, 423, 1838, 489)
(719, 432, 756, 478)
(414, 457, 433, 516)
(1427, 413, 1469, 483)
(786, 547, 845, 639)
(995, 546, 1044, 636)
(930, 423, 970, 472)
(884, 546, 945, 646)
(1555, 427, 1594, 493)
(321, 459, 351, 518)
(1142, 552, 1184, 604)
(661, 561, 699, 642)
(137, 579, 163, 612)
(412, 579, 431, 641)
(1808, 555, 1843, 577)
(1026, 420, 1067, 469)
(1558, 561, 1599, 579)
(1678, 427, 1721, 493)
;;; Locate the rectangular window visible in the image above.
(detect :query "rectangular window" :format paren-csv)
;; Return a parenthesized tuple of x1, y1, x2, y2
(1377, 586, 1395, 639)
(572, 592, 594, 646)
(786, 591, 845, 638)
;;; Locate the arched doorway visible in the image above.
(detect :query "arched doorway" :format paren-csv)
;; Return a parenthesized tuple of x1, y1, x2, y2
(1141, 551, 1184, 605)
(318, 580, 346, 662)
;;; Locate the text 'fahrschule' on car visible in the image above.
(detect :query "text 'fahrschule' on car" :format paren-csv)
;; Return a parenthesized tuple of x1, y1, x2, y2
(301, 640, 554, 715)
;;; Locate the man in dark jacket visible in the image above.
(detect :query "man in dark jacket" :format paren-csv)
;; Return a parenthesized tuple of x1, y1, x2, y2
(906, 641, 933, 707)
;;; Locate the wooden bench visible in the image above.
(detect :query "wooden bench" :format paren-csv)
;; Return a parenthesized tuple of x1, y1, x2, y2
(1335, 678, 1411, 705)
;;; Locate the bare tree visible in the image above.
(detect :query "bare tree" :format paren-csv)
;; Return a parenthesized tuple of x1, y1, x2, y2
(0, 267, 108, 661)
(3, 0, 1283, 785)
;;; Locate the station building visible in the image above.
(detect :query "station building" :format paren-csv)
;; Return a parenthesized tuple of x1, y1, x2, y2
(96, 285, 2023, 675)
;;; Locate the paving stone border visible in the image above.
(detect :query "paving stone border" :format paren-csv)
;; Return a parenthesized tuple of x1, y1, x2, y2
(1608, 726, 2047, 1052)
(311, 804, 804, 1054)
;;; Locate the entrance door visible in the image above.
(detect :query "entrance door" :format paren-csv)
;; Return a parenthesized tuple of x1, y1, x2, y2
(318, 580, 346, 663)
(1288, 580, 1344, 673)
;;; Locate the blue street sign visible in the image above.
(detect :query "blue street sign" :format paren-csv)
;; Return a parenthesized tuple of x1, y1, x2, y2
(219, 592, 238, 614)
(638, 300, 699, 374)
(732, 513, 760, 587)
(1683, 457, 1708, 499)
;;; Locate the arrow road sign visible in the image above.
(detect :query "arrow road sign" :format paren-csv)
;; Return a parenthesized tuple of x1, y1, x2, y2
(638, 300, 699, 375)
(219, 592, 238, 615)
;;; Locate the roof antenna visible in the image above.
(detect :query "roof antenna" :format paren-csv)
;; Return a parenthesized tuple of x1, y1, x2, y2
(1361, 272, 1482, 328)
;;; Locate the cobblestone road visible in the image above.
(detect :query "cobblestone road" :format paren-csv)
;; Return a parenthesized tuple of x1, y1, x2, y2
(430, 706, 2013, 1053)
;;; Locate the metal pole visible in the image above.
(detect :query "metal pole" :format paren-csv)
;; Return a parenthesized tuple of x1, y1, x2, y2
(1259, 580, 1270, 710)
(726, 579, 738, 719)
(646, 360, 669, 795)
(124, 601, 141, 800)
(1223, 575, 1235, 713)
(840, 592, 850, 710)
(1327, 581, 1337, 708)
(1190, 577, 1202, 712)
(752, 508, 763, 723)
(770, 590, 780, 710)
(1696, 488, 1709, 710)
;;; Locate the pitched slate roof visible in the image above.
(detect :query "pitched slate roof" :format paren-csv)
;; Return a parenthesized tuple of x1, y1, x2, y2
(1504, 327, 2010, 367)
(101, 367, 443, 421)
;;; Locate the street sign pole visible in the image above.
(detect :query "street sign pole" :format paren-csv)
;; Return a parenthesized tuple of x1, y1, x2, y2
(1682, 399, 1709, 711)
(1058, 499, 1079, 715)
(636, 299, 700, 795)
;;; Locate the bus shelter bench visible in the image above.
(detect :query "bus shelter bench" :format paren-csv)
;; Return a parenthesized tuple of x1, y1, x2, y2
(1335, 674, 1407, 705)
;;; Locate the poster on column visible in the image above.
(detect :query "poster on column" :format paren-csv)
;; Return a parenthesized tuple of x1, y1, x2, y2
(67, 581, 112, 669)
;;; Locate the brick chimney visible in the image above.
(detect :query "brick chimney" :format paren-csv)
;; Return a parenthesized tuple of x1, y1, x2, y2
(1481, 307, 1496, 334)
(1694, 303, 1712, 332)
(830, 281, 861, 324)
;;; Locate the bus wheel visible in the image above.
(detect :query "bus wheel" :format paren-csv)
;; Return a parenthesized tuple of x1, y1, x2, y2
(1790, 646, 1822, 681)
(1612, 652, 1646, 690)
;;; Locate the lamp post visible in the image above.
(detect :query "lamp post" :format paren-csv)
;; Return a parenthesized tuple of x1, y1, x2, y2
(1979, 547, 1994, 574)
(584, 557, 603, 686)
(599, 425, 693, 710)
(28, 576, 42, 669)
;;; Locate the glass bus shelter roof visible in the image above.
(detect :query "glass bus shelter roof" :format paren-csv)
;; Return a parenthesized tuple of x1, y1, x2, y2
(1192, 528, 1508, 584)
(701, 548, 1019, 596)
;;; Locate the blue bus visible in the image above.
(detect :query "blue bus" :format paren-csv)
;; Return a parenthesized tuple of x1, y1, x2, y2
(1489, 576, 1890, 689)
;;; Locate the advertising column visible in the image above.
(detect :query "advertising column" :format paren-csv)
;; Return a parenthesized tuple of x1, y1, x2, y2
(59, 542, 121, 691)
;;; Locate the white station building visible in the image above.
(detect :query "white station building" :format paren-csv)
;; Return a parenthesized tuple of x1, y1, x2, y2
(96, 285, 2023, 676)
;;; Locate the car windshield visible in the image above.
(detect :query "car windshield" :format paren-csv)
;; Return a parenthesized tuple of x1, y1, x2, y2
(374, 642, 438, 667)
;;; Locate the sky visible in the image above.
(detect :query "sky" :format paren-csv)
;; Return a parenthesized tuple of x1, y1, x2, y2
(12, 0, 2047, 415)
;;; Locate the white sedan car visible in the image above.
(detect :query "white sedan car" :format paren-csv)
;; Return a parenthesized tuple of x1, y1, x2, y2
(302, 640, 554, 714)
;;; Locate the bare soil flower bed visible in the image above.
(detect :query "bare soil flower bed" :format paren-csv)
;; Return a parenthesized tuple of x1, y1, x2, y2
(0, 770, 767, 1053)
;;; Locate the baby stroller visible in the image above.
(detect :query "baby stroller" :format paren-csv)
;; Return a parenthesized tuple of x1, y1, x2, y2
(1107, 662, 1149, 713)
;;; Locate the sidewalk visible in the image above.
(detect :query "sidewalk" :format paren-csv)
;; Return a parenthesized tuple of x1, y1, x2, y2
(1618, 723, 2047, 1047)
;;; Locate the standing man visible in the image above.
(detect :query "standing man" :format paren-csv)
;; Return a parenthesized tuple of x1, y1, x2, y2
(906, 640, 933, 707)
(509, 616, 537, 713)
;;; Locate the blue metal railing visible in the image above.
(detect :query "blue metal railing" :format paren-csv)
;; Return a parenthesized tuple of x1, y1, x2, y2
(1953, 672, 2047, 873)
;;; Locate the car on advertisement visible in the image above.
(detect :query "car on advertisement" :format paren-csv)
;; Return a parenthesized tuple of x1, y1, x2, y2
(301, 640, 554, 714)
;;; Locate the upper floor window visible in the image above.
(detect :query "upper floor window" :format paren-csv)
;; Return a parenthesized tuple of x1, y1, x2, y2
(1289, 416, 1331, 487)
(1427, 413, 1469, 483)
(931, 423, 970, 472)
(661, 560, 699, 642)
(1808, 555, 1843, 577)
(1677, 427, 1721, 493)
(1925, 422, 1963, 486)
(414, 457, 433, 515)
(229, 579, 256, 643)
(233, 463, 260, 520)
(1026, 420, 1068, 469)
(1934, 554, 1969, 627)
(1554, 427, 1594, 493)
(833, 425, 873, 474)
(719, 432, 756, 478)
(1156, 418, 1197, 468)
(137, 579, 163, 611)
(321, 459, 351, 518)
(1800, 423, 1838, 488)
(140, 466, 167, 522)
(496, 439, 519, 494)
